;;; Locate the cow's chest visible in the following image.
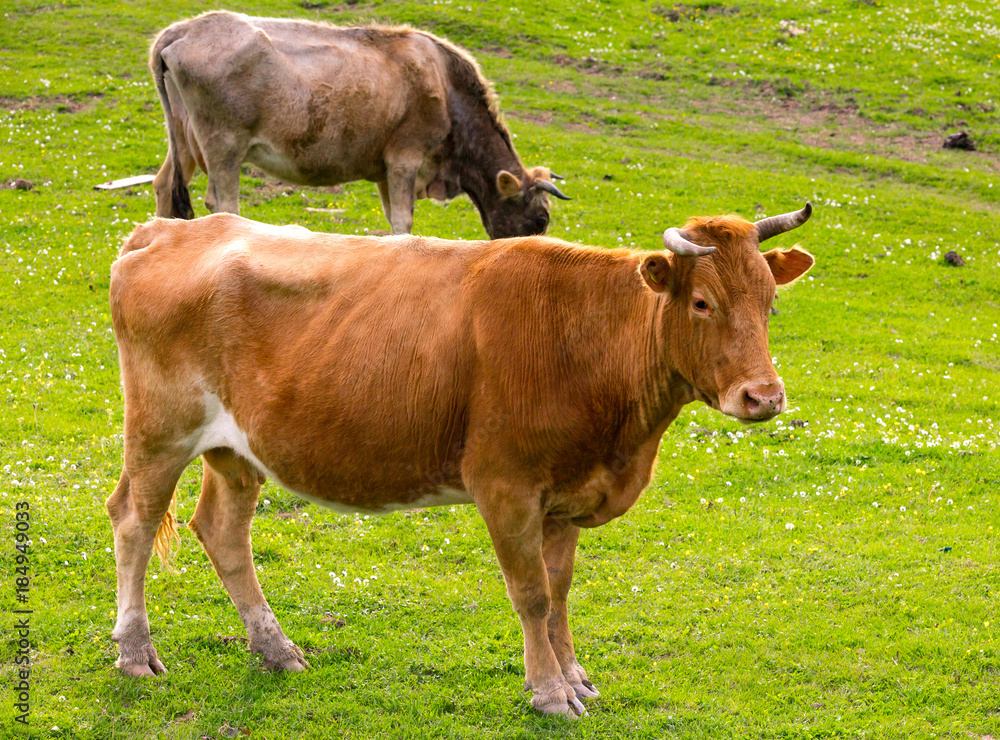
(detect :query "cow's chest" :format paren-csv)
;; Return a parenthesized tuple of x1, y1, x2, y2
(545, 424, 673, 528)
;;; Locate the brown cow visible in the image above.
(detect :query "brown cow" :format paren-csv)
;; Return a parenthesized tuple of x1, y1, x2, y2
(107, 204, 814, 716)
(149, 11, 569, 237)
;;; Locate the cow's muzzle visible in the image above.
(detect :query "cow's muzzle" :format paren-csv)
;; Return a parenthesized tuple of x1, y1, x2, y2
(722, 380, 785, 422)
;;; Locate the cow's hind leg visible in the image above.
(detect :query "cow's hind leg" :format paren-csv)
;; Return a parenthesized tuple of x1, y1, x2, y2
(189, 449, 307, 672)
(543, 518, 598, 700)
(106, 460, 186, 676)
(476, 486, 586, 717)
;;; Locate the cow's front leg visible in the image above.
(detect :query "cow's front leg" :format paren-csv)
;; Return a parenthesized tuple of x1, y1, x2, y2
(376, 180, 392, 225)
(543, 518, 598, 700)
(384, 152, 420, 234)
(477, 490, 586, 717)
(189, 451, 307, 672)
(203, 135, 245, 215)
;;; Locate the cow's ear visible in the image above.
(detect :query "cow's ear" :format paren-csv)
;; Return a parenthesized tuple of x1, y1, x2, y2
(763, 246, 814, 285)
(497, 170, 522, 199)
(640, 253, 671, 294)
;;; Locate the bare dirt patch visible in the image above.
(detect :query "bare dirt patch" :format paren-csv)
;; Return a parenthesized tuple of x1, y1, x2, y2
(549, 54, 625, 77)
(480, 45, 512, 59)
(691, 79, 994, 166)
(652, 3, 742, 22)
(508, 110, 599, 135)
(548, 80, 578, 94)
(299, 0, 362, 10)
(505, 53, 995, 173)
(7, 2, 79, 17)
(0, 92, 103, 113)
(216, 635, 249, 647)
(638, 67, 671, 82)
(779, 103, 956, 164)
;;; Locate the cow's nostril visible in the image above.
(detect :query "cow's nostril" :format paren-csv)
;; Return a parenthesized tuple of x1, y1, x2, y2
(734, 383, 785, 420)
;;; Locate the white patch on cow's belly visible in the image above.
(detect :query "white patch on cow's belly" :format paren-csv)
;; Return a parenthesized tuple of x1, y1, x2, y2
(191, 393, 473, 514)
(192, 392, 285, 482)
(291, 486, 473, 515)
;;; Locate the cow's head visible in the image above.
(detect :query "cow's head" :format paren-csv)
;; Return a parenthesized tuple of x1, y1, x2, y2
(483, 166, 570, 239)
(640, 204, 814, 423)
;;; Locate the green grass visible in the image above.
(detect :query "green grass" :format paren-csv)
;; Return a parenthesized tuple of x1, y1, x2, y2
(1, 0, 999, 737)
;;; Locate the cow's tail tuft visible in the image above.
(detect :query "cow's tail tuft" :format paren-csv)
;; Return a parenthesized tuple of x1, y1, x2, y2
(153, 493, 180, 573)
(150, 27, 195, 220)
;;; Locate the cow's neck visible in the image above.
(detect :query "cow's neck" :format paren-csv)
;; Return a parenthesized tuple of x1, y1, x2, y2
(566, 287, 694, 527)
(653, 298, 697, 411)
(446, 98, 524, 231)
(628, 291, 693, 437)
(588, 264, 693, 454)
(459, 162, 520, 233)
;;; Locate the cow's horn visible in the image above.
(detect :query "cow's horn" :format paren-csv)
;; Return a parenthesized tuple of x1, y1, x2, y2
(535, 179, 571, 200)
(662, 228, 716, 257)
(755, 202, 812, 243)
(550, 171, 565, 180)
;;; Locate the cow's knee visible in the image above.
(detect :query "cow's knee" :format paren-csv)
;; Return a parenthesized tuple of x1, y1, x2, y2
(107, 472, 167, 539)
(106, 473, 131, 528)
(204, 182, 220, 214)
(510, 583, 551, 622)
(204, 180, 239, 215)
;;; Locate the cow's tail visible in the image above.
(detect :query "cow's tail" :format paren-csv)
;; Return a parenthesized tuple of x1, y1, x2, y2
(150, 26, 195, 220)
(153, 494, 181, 573)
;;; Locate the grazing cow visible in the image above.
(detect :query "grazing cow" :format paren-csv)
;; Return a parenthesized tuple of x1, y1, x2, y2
(107, 204, 814, 716)
(149, 11, 569, 238)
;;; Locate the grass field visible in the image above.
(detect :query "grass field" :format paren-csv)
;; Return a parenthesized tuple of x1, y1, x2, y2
(1, 0, 999, 737)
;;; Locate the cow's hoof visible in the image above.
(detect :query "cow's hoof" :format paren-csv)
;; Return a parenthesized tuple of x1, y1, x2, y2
(564, 662, 599, 699)
(531, 681, 587, 717)
(254, 638, 309, 673)
(116, 646, 167, 678)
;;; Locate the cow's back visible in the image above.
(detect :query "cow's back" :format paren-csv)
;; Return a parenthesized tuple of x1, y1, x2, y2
(156, 12, 451, 184)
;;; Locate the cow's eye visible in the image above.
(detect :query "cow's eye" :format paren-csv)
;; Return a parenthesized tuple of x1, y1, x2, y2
(694, 299, 708, 310)
(692, 296, 713, 317)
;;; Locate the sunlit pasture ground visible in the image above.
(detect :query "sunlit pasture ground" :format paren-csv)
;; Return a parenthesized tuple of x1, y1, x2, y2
(0, 0, 998, 738)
